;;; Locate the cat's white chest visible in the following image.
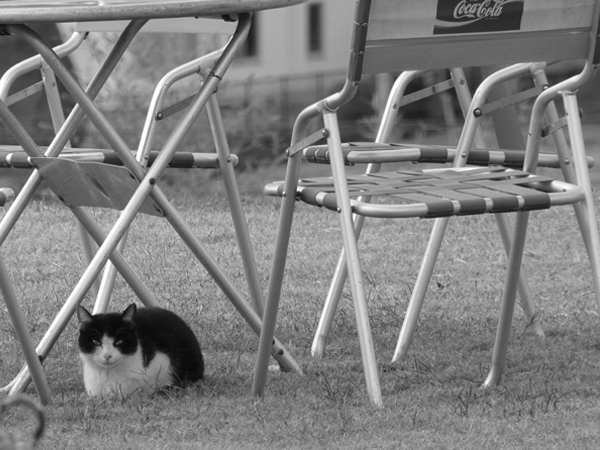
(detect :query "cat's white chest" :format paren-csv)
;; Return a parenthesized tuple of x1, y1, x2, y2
(80, 338, 173, 397)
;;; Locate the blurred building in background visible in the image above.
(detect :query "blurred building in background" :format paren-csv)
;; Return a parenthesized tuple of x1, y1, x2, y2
(228, 0, 352, 80)
(57, 0, 376, 156)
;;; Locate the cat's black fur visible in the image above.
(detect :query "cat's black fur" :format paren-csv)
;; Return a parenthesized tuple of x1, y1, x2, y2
(77, 303, 203, 396)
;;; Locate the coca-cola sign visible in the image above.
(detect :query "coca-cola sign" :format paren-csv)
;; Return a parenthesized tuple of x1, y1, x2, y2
(434, 0, 524, 34)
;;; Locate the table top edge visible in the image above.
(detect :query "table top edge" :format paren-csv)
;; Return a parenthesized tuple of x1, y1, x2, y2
(0, 0, 307, 23)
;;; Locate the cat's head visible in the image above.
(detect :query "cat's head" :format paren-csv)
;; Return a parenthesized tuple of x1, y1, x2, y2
(77, 304, 139, 369)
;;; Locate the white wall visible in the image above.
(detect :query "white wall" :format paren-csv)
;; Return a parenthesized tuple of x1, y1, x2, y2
(227, 0, 354, 81)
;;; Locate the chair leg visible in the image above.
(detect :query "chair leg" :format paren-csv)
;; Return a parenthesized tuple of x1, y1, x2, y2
(312, 214, 367, 358)
(252, 149, 304, 398)
(0, 253, 51, 405)
(483, 211, 530, 387)
(476, 70, 544, 339)
(393, 216, 450, 362)
(392, 212, 544, 362)
(532, 69, 600, 307)
(575, 198, 600, 309)
(494, 214, 544, 339)
(324, 111, 383, 408)
(257, 111, 383, 405)
(253, 103, 324, 397)
(563, 92, 600, 309)
(206, 94, 265, 316)
(311, 247, 347, 358)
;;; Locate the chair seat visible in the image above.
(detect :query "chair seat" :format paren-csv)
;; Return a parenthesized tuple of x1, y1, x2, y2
(303, 142, 595, 169)
(30, 157, 166, 215)
(265, 166, 584, 218)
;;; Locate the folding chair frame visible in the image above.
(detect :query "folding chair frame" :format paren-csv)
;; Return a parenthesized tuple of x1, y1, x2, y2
(253, 0, 600, 407)
(311, 61, 600, 364)
(0, 251, 51, 405)
(0, 13, 301, 400)
(309, 65, 546, 360)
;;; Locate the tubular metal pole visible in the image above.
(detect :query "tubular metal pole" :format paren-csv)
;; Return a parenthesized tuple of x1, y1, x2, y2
(206, 94, 265, 316)
(252, 104, 319, 398)
(0, 254, 52, 405)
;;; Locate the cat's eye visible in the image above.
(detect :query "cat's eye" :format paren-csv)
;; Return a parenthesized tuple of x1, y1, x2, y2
(114, 339, 123, 346)
(92, 339, 101, 346)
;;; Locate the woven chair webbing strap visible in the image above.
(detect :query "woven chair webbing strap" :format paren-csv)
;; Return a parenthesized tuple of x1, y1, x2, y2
(295, 167, 553, 218)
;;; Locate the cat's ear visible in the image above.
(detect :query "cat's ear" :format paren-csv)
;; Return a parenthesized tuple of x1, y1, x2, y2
(77, 306, 93, 324)
(121, 303, 137, 324)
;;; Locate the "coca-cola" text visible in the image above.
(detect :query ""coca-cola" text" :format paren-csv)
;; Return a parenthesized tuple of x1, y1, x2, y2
(453, 0, 506, 20)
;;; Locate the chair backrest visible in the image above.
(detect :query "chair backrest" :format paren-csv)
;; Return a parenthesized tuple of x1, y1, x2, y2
(350, 0, 600, 80)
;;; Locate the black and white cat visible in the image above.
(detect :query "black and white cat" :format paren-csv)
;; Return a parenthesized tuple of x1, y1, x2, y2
(77, 303, 204, 397)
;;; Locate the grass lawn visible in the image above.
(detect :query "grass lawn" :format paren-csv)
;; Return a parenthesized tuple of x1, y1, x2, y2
(1, 187, 600, 449)
(1, 63, 600, 450)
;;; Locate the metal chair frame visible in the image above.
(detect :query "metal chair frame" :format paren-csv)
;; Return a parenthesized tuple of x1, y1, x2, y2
(0, 0, 306, 403)
(306, 62, 599, 363)
(253, 0, 600, 407)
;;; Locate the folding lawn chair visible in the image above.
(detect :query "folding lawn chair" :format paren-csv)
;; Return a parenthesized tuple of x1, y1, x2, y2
(309, 61, 600, 363)
(0, 18, 253, 314)
(0, 0, 306, 401)
(253, 0, 600, 407)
